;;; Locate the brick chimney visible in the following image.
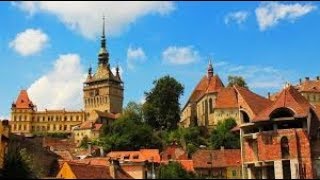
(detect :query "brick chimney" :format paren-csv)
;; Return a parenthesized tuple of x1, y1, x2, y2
(299, 78, 302, 84)
(317, 76, 320, 81)
(305, 77, 310, 81)
(267, 92, 271, 100)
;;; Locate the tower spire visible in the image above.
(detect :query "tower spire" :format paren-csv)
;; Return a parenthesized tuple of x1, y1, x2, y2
(98, 15, 109, 65)
(207, 57, 214, 77)
(101, 15, 106, 49)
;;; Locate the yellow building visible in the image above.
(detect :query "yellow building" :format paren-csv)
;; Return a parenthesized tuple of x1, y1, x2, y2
(0, 119, 9, 170)
(10, 90, 86, 136)
(180, 62, 239, 128)
(10, 18, 124, 139)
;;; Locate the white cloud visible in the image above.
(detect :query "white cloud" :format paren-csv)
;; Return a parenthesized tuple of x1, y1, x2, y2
(224, 11, 249, 25)
(9, 28, 49, 56)
(255, 2, 317, 31)
(14, 1, 175, 39)
(28, 54, 86, 110)
(127, 46, 147, 69)
(111, 66, 124, 77)
(139, 96, 146, 104)
(162, 46, 200, 65)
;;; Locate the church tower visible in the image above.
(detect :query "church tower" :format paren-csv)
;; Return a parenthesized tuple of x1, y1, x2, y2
(83, 16, 124, 114)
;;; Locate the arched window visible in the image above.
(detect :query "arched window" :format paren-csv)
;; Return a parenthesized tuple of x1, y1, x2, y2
(209, 98, 213, 113)
(281, 136, 290, 159)
(241, 111, 250, 123)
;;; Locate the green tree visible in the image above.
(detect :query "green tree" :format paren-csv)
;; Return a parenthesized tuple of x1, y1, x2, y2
(210, 118, 240, 149)
(3, 138, 36, 178)
(143, 75, 184, 130)
(80, 135, 89, 149)
(158, 161, 194, 179)
(227, 75, 249, 89)
(99, 103, 162, 152)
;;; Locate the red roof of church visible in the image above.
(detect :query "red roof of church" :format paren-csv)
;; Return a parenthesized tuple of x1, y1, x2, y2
(192, 149, 241, 168)
(14, 90, 34, 109)
(183, 74, 224, 110)
(215, 87, 238, 108)
(253, 85, 312, 122)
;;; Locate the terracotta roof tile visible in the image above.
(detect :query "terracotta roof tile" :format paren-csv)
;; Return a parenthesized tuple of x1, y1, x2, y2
(160, 144, 188, 161)
(215, 87, 238, 108)
(253, 85, 312, 122)
(234, 85, 272, 117)
(107, 149, 160, 163)
(14, 90, 34, 109)
(68, 162, 112, 179)
(192, 149, 241, 168)
(183, 75, 224, 110)
(296, 80, 320, 93)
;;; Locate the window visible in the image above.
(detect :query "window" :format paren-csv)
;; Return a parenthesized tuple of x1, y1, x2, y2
(19, 116, 21, 121)
(232, 170, 237, 177)
(281, 136, 290, 159)
(64, 116, 67, 121)
(24, 125, 27, 130)
(14, 116, 16, 121)
(18, 125, 21, 130)
(70, 116, 73, 121)
(13, 124, 16, 130)
(209, 98, 213, 113)
(64, 125, 67, 131)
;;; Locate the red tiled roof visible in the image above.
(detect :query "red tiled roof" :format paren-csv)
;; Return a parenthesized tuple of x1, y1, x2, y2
(107, 149, 160, 163)
(296, 80, 320, 93)
(160, 144, 188, 161)
(183, 75, 224, 110)
(68, 162, 112, 179)
(62, 160, 133, 179)
(78, 120, 103, 130)
(55, 150, 74, 160)
(14, 90, 34, 109)
(253, 85, 312, 122)
(95, 110, 120, 119)
(192, 149, 241, 168)
(234, 85, 272, 116)
(215, 87, 238, 108)
(42, 137, 77, 151)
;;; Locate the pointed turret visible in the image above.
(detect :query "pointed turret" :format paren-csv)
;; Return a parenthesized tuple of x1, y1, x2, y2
(98, 15, 109, 65)
(115, 65, 122, 82)
(207, 58, 214, 78)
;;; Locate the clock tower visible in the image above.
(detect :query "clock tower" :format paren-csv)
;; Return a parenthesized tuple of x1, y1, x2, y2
(83, 16, 124, 114)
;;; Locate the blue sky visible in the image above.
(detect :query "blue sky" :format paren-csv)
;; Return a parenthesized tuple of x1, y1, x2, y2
(1, 1, 320, 118)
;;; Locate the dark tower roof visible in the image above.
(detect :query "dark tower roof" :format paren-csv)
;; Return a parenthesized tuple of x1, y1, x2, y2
(98, 15, 109, 65)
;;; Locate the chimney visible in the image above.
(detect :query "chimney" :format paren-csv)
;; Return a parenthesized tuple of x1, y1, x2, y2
(267, 92, 271, 100)
(100, 146, 105, 157)
(299, 78, 302, 84)
(305, 77, 310, 81)
(109, 159, 119, 179)
(220, 146, 224, 151)
(317, 76, 320, 81)
(88, 142, 92, 155)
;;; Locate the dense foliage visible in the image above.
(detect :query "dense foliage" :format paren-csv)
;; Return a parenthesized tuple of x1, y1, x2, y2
(158, 161, 195, 179)
(227, 75, 249, 89)
(143, 75, 184, 130)
(210, 118, 240, 149)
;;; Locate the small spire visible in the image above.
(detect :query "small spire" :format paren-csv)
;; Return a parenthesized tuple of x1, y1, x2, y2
(88, 66, 92, 77)
(207, 57, 214, 77)
(101, 15, 106, 49)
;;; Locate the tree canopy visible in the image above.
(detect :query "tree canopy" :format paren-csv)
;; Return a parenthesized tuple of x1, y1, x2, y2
(96, 102, 162, 152)
(158, 161, 194, 179)
(143, 75, 184, 130)
(210, 118, 240, 149)
(227, 75, 248, 89)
